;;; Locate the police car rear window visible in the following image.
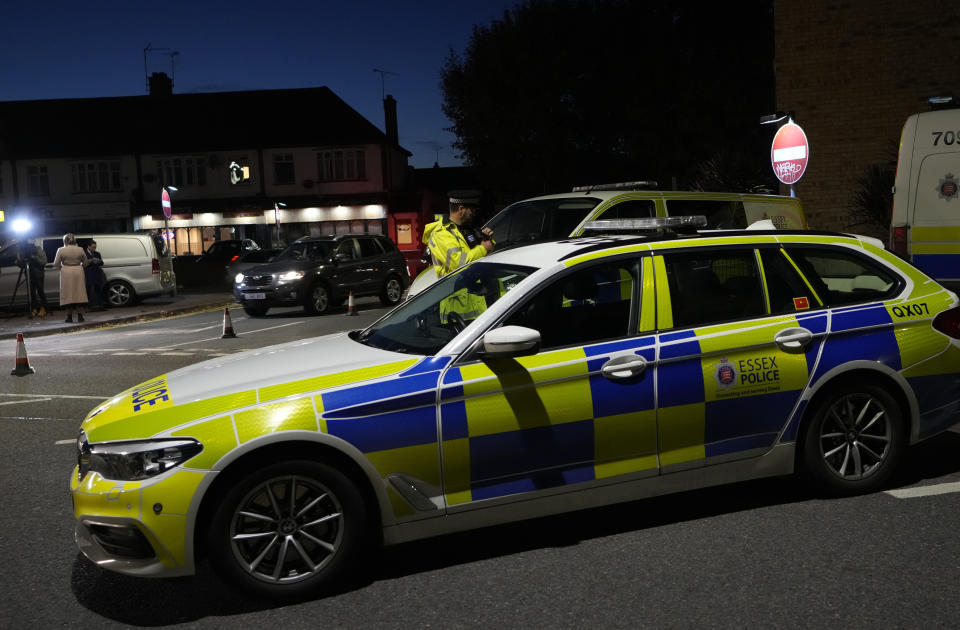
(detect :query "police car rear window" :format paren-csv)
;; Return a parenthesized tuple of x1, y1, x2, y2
(784, 246, 900, 306)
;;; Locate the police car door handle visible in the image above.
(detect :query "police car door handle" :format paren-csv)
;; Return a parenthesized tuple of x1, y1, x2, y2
(601, 355, 648, 380)
(774, 327, 813, 352)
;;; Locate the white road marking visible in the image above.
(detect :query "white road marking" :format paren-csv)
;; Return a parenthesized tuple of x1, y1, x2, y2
(55, 439, 76, 445)
(112, 352, 148, 355)
(885, 481, 960, 499)
(1, 393, 108, 399)
(159, 352, 196, 356)
(157, 320, 304, 348)
(0, 397, 51, 406)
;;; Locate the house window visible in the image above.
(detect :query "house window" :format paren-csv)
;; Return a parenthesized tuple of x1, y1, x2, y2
(27, 165, 50, 196)
(72, 160, 122, 192)
(156, 157, 207, 188)
(273, 153, 295, 184)
(317, 149, 366, 182)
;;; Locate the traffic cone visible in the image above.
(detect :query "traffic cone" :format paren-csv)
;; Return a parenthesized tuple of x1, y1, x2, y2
(221, 307, 237, 338)
(11, 333, 35, 376)
(346, 291, 358, 316)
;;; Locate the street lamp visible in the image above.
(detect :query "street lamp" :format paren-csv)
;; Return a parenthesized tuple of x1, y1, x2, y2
(274, 202, 287, 247)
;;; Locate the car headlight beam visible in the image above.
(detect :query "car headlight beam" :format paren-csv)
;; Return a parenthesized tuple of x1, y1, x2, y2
(278, 270, 304, 282)
(77, 435, 203, 482)
(235, 272, 245, 284)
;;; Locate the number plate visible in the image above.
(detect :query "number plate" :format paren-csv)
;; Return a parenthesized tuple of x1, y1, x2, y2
(245, 292, 266, 300)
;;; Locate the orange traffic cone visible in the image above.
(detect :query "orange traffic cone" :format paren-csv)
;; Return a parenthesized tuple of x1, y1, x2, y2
(221, 307, 237, 338)
(11, 333, 35, 376)
(346, 291, 358, 316)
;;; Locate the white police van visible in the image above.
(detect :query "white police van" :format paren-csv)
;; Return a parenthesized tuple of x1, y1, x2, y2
(890, 104, 960, 287)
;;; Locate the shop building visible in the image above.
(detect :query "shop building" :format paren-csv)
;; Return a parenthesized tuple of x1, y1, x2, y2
(0, 73, 411, 251)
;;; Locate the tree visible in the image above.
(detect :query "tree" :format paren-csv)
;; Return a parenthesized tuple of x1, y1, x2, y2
(441, 0, 776, 203)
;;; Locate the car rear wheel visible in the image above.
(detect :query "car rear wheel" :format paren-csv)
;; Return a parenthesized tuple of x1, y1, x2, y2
(304, 282, 330, 315)
(104, 280, 136, 307)
(207, 460, 367, 601)
(243, 305, 269, 317)
(379, 275, 404, 306)
(802, 382, 904, 496)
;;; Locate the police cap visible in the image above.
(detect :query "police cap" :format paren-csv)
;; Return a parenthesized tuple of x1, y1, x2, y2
(448, 190, 481, 207)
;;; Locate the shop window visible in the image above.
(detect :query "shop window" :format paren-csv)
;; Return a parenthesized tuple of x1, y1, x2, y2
(366, 221, 382, 235)
(350, 220, 365, 234)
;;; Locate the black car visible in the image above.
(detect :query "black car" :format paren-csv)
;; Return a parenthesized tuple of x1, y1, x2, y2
(233, 234, 408, 316)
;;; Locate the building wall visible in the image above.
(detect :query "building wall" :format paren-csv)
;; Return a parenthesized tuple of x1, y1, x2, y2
(775, 0, 960, 236)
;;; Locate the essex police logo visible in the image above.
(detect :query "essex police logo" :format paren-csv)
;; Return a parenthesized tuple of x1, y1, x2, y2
(715, 358, 738, 389)
(938, 173, 958, 202)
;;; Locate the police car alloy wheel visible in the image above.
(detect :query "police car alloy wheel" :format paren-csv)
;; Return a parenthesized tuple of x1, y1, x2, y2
(207, 460, 366, 600)
(802, 382, 904, 495)
(305, 283, 330, 315)
(380, 276, 403, 306)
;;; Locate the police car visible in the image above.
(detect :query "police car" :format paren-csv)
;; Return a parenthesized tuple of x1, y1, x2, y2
(71, 221, 960, 599)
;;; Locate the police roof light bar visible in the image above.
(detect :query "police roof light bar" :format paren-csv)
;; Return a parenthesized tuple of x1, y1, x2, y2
(582, 216, 708, 232)
(571, 180, 658, 193)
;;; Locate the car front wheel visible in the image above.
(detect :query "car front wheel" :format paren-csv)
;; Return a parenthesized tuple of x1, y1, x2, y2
(379, 275, 403, 306)
(304, 282, 330, 315)
(802, 382, 904, 496)
(207, 460, 367, 600)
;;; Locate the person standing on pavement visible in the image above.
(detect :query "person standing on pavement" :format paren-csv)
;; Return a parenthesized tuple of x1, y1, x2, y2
(53, 233, 90, 323)
(16, 241, 48, 318)
(84, 239, 107, 311)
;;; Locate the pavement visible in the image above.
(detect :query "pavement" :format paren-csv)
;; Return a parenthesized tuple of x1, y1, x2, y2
(0, 287, 236, 341)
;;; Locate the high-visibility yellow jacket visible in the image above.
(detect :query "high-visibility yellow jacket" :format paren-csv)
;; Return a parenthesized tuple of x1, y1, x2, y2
(423, 219, 489, 277)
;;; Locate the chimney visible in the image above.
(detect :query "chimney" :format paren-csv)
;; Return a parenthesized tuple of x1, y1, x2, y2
(149, 72, 173, 97)
(383, 94, 398, 147)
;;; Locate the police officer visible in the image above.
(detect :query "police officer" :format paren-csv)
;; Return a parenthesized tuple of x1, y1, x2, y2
(422, 190, 494, 278)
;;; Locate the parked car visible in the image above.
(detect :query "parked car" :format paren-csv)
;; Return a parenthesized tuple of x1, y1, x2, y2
(224, 248, 280, 285)
(70, 222, 960, 599)
(182, 239, 260, 287)
(408, 183, 809, 296)
(233, 234, 408, 316)
(0, 233, 174, 309)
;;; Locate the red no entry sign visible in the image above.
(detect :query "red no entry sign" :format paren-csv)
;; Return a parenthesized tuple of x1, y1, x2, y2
(161, 188, 172, 219)
(771, 122, 809, 185)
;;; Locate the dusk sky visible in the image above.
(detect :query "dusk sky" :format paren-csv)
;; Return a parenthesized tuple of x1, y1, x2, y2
(1, 0, 520, 169)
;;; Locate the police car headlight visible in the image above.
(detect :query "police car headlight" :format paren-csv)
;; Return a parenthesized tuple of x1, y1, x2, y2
(235, 272, 245, 284)
(278, 270, 304, 282)
(78, 438, 202, 481)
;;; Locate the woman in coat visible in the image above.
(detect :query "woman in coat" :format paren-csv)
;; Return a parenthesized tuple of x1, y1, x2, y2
(53, 233, 90, 323)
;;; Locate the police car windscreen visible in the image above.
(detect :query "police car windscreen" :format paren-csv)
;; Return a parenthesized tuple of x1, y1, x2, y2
(485, 199, 599, 248)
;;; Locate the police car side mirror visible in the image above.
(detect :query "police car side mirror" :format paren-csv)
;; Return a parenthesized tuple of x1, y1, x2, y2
(333, 252, 350, 263)
(478, 325, 541, 358)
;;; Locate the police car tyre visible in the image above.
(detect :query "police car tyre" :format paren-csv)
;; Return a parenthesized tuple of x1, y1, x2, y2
(242, 305, 269, 317)
(105, 279, 136, 307)
(379, 275, 403, 306)
(207, 459, 367, 600)
(802, 382, 904, 496)
(304, 282, 330, 315)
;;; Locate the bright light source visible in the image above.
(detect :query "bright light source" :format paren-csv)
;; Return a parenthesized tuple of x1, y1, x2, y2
(166, 186, 178, 193)
(12, 218, 32, 233)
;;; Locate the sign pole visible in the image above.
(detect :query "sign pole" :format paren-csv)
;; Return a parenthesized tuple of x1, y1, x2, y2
(161, 188, 176, 296)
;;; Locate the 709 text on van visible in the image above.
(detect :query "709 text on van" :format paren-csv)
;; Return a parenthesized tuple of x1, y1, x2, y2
(930, 130, 960, 146)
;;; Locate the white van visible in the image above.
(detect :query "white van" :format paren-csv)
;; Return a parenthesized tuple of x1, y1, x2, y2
(0, 233, 175, 309)
(890, 107, 960, 286)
